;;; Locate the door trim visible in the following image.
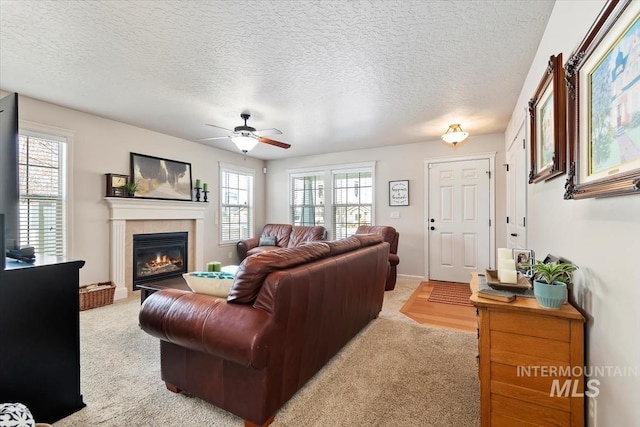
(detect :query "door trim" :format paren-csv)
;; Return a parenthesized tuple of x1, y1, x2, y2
(423, 152, 496, 281)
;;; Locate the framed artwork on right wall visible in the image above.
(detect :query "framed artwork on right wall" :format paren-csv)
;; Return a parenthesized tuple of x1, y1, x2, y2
(528, 53, 567, 184)
(564, 0, 640, 199)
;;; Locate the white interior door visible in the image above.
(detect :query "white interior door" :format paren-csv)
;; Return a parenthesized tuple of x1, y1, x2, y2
(428, 158, 491, 283)
(506, 123, 528, 249)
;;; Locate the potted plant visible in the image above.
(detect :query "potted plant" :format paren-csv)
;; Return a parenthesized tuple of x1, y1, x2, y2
(119, 181, 138, 197)
(527, 260, 578, 309)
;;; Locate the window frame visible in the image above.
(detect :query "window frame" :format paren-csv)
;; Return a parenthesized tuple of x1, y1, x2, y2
(287, 161, 375, 239)
(219, 162, 254, 245)
(331, 166, 375, 240)
(289, 171, 325, 227)
(18, 120, 74, 257)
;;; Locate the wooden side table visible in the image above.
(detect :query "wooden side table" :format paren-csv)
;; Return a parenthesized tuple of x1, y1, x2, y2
(470, 272, 585, 426)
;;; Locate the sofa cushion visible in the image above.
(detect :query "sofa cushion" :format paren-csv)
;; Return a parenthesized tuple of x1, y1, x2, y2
(228, 242, 331, 304)
(261, 224, 293, 248)
(259, 236, 277, 246)
(288, 225, 327, 247)
(247, 246, 279, 257)
(353, 233, 384, 247)
(325, 235, 361, 255)
(355, 225, 397, 247)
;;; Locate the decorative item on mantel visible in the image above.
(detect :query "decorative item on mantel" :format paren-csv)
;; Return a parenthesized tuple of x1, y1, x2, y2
(195, 179, 202, 201)
(105, 173, 128, 197)
(121, 181, 139, 198)
(203, 182, 209, 202)
(194, 180, 208, 202)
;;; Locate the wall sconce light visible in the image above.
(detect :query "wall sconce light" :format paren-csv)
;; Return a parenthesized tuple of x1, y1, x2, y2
(441, 124, 469, 146)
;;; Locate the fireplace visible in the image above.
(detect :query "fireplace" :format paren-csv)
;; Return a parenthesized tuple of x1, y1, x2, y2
(132, 232, 188, 289)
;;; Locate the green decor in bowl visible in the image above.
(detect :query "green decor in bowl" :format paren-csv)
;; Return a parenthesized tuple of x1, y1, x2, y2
(525, 260, 578, 310)
(533, 281, 567, 309)
(183, 271, 235, 298)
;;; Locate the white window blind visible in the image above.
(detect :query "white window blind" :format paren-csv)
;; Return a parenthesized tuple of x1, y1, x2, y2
(18, 133, 66, 256)
(332, 168, 373, 239)
(291, 173, 324, 226)
(220, 166, 253, 243)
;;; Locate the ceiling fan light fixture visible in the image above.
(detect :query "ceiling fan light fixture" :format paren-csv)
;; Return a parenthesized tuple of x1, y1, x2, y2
(441, 124, 469, 145)
(231, 134, 259, 153)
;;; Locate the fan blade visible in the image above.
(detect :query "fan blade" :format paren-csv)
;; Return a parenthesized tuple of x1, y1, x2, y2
(254, 128, 283, 137)
(198, 136, 230, 141)
(259, 137, 291, 149)
(205, 123, 233, 132)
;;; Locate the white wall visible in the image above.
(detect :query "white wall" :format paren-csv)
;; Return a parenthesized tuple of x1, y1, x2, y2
(265, 134, 506, 278)
(15, 95, 266, 288)
(506, 1, 640, 426)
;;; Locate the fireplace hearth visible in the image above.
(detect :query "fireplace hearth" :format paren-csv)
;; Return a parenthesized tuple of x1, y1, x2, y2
(133, 232, 188, 289)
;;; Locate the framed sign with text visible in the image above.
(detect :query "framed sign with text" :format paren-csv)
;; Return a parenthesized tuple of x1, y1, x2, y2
(389, 180, 409, 206)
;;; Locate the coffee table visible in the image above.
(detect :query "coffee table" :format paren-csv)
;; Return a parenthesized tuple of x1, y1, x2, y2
(137, 276, 190, 304)
(137, 265, 239, 304)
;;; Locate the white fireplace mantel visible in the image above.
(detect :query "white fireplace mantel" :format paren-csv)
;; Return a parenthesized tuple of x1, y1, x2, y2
(105, 198, 207, 300)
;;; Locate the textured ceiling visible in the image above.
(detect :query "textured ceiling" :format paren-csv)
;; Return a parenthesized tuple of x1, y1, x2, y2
(0, 0, 555, 160)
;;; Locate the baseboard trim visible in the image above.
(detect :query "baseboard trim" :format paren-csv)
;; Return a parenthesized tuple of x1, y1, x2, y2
(398, 274, 425, 281)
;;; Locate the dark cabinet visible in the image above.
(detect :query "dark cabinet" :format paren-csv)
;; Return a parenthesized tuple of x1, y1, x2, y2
(0, 257, 86, 424)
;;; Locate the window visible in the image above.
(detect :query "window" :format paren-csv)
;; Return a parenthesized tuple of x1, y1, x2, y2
(288, 162, 374, 239)
(18, 132, 67, 256)
(332, 168, 373, 239)
(291, 173, 324, 226)
(220, 165, 253, 243)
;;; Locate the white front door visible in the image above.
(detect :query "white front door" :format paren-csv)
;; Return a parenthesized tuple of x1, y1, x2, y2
(427, 158, 491, 283)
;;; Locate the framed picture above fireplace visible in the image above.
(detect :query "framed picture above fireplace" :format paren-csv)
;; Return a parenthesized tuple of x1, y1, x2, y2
(130, 153, 193, 201)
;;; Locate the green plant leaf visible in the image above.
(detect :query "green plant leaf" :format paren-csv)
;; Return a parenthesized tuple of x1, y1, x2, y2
(527, 260, 578, 285)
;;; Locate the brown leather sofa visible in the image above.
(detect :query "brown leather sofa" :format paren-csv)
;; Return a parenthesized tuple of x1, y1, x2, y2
(139, 235, 389, 427)
(236, 223, 328, 261)
(356, 225, 399, 291)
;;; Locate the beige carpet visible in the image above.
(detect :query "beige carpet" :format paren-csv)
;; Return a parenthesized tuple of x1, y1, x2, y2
(54, 277, 480, 426)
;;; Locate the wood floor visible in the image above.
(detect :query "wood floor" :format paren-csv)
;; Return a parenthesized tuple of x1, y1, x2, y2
(400, 281, 477, 333)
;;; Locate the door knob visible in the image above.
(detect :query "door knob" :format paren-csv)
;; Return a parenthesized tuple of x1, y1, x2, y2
(430, 226, 435, 231)
(430, 218, 435, 223)
(510, 233, 518, 237)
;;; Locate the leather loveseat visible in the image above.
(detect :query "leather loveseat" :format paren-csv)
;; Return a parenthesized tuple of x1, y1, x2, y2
(139, 234, 389, 427)
(236, 223, 328, 261)
(355, 225, 399, 291)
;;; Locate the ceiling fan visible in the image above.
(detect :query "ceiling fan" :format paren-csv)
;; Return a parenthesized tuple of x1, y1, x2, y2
(199, 113, 291, 153)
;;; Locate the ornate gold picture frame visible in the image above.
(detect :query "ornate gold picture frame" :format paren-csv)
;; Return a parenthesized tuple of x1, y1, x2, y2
(529, 53, 566, 184)
(564, 0, 640, 199)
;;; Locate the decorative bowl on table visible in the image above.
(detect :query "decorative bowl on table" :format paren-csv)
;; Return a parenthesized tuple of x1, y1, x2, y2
(182, 271, 235, 297)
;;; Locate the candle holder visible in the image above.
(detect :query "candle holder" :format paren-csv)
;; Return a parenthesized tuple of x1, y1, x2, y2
(203, 190, 209, 202)
(194, 186, 202, 202)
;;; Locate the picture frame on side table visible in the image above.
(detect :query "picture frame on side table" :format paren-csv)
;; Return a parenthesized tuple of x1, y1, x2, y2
(389, 180, 409, 206)
(513, 248, 535, 277)
(130, 153, 193, 201)
(564, 0, 640, 199)
(529, 53, 566, 183)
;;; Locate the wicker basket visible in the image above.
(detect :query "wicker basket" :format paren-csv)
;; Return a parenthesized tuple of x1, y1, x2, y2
(79, 281, 116, 311)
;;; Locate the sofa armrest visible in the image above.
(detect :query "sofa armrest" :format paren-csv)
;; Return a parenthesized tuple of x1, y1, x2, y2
(237, 237, 260, 260)
(389, 253, 399, 267)
(139, 289, 272, 368)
